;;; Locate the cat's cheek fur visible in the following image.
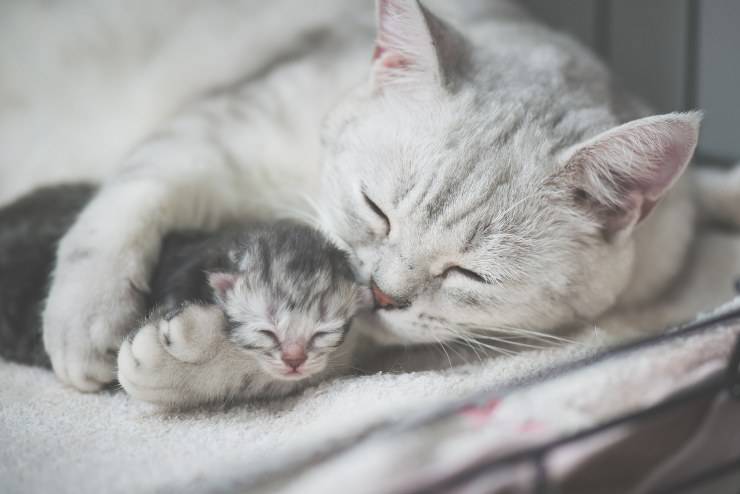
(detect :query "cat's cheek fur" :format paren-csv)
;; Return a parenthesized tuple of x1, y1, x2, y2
(364, 247, 634, 346)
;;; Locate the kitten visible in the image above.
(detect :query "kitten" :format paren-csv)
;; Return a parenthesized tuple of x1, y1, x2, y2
(119, 220, 369, 407)
(35, 0, 736, 391)
(0, 185, 369, 407)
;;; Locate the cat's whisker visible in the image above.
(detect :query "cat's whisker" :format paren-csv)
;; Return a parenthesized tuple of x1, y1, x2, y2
(456, 322, 577, 345)
(441, 338, 474, 365)
(451, 332, 522, 357)
(432, 334, 454, 369)
(467, 331, 554, 348)
(440, 326, 518, 358)
(450, 335, 484, 364)
(438, 328, 487, 363)
(460, 338, 517, 358)
(470, 334, 550, 351)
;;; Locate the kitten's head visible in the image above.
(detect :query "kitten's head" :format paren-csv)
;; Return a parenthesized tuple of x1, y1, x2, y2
(319, 0, 700, 344)
(209, 222, 370, 380)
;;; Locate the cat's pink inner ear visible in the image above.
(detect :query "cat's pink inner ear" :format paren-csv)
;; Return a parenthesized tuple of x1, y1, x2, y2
(372, 0, 441, 88)
(208, 272, 237, 299)
(566, 112, 701, 236)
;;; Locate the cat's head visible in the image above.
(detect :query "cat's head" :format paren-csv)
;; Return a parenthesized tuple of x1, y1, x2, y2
(319, 0, 700, 344)
(208, 221, 370, 380)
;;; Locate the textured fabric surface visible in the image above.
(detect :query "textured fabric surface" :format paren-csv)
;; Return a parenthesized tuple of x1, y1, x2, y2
(245, 301, 740, 494)
(3, 302, 740, 493)
(0, 332, 604, 494)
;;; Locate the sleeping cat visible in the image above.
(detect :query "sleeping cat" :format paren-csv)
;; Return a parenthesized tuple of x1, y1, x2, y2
(0, 184, 369, 407)
(30, 0, 739, 392)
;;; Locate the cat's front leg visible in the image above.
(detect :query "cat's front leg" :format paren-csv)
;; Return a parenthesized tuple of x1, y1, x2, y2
(43, 128, 246, 391)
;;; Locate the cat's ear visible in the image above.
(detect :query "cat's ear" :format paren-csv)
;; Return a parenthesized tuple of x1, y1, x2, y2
(372, 0, 467, 93)
(208, 272, 238, 301)
(561, 112, 701, 242)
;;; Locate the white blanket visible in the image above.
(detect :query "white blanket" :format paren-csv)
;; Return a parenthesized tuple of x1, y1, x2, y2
(0, 334, 604, 493)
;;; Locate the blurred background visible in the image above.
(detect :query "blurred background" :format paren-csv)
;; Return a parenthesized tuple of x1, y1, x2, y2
(523, 0, 739, 166)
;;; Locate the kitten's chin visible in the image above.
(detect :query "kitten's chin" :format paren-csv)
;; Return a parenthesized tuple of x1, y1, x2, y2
(259, 362, 324, 382)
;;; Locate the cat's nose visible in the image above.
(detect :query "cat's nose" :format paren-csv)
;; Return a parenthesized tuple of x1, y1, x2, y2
(281, 346, 307, 371)
(371, 280, 410, 310)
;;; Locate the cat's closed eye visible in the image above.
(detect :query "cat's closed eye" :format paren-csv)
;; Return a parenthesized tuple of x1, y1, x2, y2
(362, 191, 390, 235)
(442, 266, 487, 284)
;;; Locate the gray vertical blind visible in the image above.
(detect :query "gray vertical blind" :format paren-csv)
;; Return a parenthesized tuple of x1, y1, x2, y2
(522, 0, 739, 164)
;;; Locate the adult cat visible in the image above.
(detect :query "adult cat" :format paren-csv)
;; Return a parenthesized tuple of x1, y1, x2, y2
(37, 0, 734, 392)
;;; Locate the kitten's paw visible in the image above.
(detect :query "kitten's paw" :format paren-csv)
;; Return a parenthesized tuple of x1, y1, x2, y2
(117, 305, 232, 407)
(158, 305, 227, 363)
(42, 252, 149, 392)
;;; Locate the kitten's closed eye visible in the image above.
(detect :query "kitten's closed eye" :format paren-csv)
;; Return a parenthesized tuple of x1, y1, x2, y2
(308, 331, 329, 347)
(308, 328, 346, 349)
(442, 266, 487, 284)
(258, 329, 280, 347)
(362, 191, 390, 235)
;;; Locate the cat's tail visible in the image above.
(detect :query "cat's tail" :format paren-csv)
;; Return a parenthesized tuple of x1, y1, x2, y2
(694, 162, 740, 228)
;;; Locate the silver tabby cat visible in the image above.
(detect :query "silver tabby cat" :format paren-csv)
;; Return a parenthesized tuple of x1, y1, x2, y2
(29, 0, 740, 398)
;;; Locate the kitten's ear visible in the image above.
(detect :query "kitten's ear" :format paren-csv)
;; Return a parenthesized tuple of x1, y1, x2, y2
(562, 112, 701, 242)
(208, 272, 238, 301)
(372, 0, 467, 93)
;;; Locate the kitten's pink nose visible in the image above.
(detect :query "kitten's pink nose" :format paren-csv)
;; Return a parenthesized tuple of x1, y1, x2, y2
(281, 345, 307, 371)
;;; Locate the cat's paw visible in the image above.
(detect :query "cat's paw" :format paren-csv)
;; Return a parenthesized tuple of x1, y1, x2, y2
(42, 251, 149, 392)
(117, 304, 232, 407)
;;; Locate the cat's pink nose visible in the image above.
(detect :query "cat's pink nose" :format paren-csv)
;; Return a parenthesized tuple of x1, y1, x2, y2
(281, 346, 307, 371)
(371, 280, 409, 310)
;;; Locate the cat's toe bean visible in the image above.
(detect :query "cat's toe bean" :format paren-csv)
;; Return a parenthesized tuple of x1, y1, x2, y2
(117, 341, 182, 405)
(130, 323, 168, 369)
